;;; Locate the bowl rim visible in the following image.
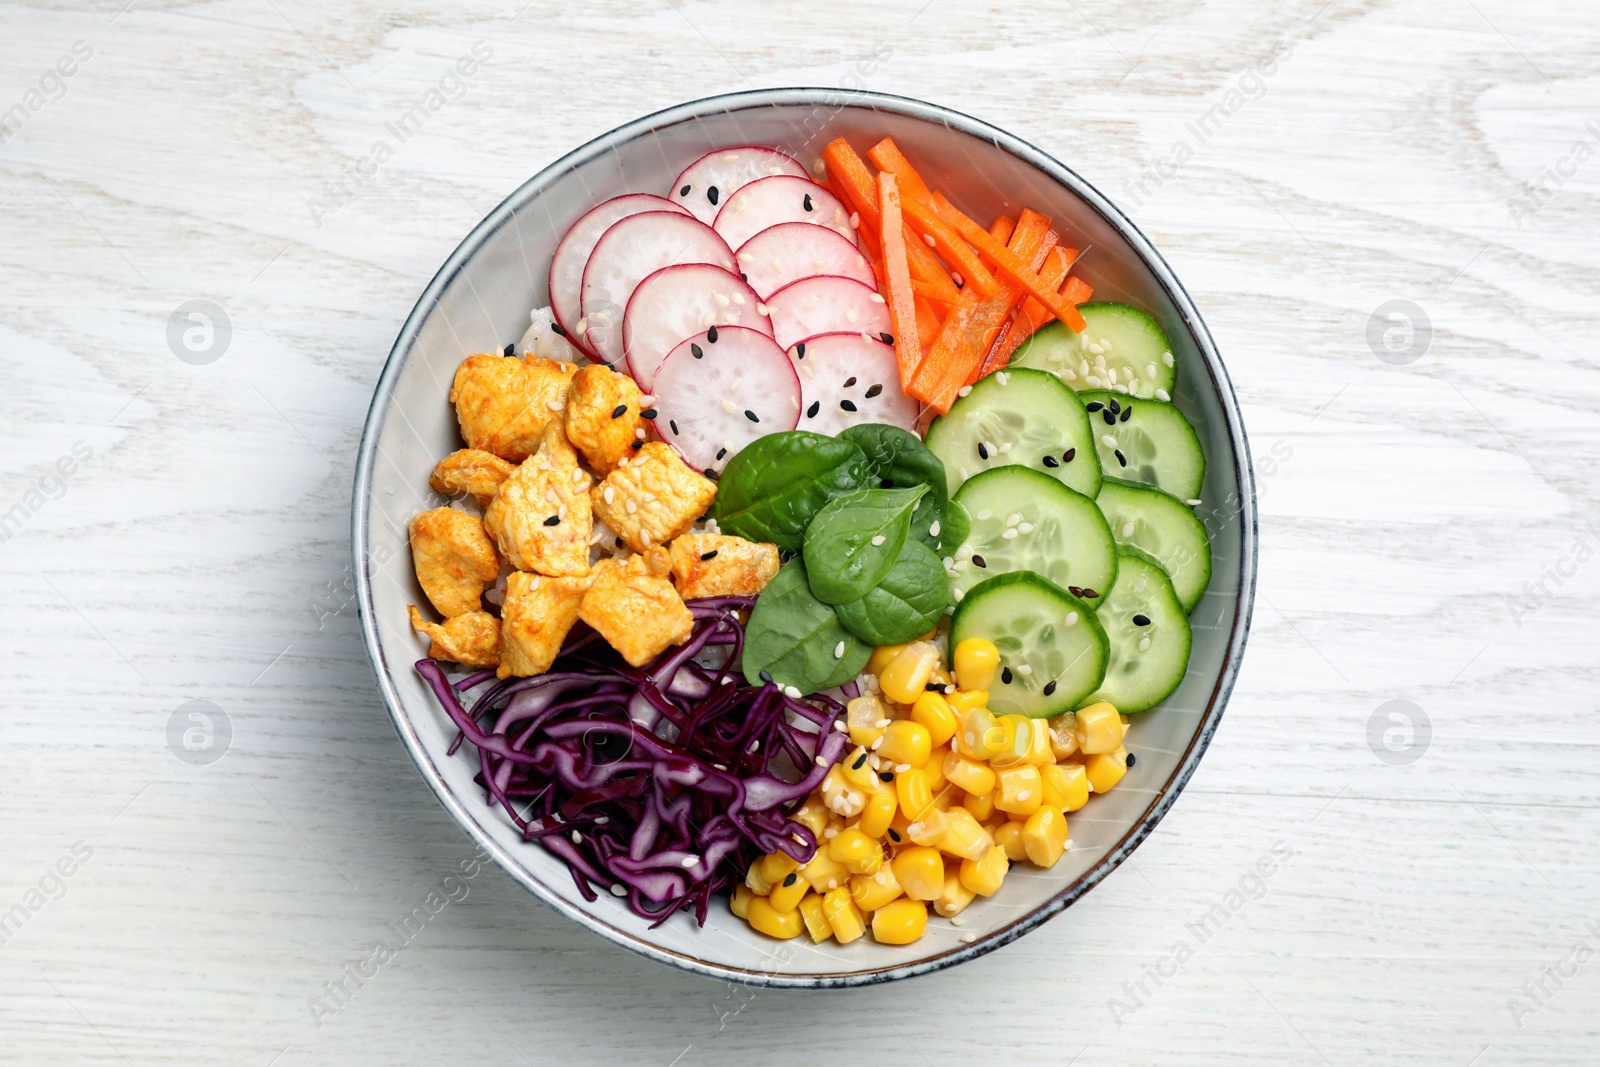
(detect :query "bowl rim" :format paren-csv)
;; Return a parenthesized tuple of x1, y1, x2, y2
(352, 86, 1258, 989)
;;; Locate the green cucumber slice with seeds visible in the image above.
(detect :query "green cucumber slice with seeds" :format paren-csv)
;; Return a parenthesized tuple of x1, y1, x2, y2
(1010, 302, 1177, 401)
(950, 571, 1108, 718)
(1079, 390, 1205, 503)
(1085, 547, 1191, 713)
(1095, 478, 1212, 612)
(948, 466, 1117, 608)
(923, 367, 1101, 500)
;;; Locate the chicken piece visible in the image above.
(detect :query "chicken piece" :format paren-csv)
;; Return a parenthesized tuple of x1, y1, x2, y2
(590, 442, 717, 553)
(450, 353, 577, 462)
(429, 448, 515, 507)
(498, 571, 591, 678)
(408, 606, 501, 668)
(579, 550, 694, 667)
(409, 507, 501, 617)
(564, 364, 648, 476)
(483, 420, 593, 576)
(667, 533, 780, 600)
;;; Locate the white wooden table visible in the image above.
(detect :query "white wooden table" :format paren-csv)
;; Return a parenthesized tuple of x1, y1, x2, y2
(4, 1, 1597, 1063)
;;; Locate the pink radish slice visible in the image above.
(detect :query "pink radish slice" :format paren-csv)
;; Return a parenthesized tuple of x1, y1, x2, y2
(580, 212, 734, 367)
(670, 146, 809, 226)
(623, 264, 770, 389)
(764, 275, 892, 351)
(735, 223, 877, 299)
(788, 333, 920, 437)
(651, 326, 800, 474)
(712, 175, 857, 253)
(550, 194, 689, 355)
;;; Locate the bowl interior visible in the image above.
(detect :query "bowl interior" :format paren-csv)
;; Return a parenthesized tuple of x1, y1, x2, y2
(355, 90, 1254, 987)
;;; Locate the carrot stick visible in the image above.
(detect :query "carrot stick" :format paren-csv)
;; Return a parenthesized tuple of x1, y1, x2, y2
(932, 201, 1086, 331)
(962, 210, 1056, 382)
(907, 293, 979, 410)
(822, 139, 962, 304)
(877, 171, 922, 390)
(866, 138, 936, 204)
(986, 248, 1092, 370)
(914, 296, 943, 347)
(989, 215, 1016, 244)
(898, 195, 1000, 297)
(1062, 276, 1093, 304)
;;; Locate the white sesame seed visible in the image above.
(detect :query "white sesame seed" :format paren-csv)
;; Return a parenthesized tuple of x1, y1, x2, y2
(1186, 498, 1202, 506)
(977, 509, 992, 520)
(815, 755, 829, 768)
(557, 504, 568, 520)
(1121, 521, 1135, 537)
(640, 530, 651, 546)
(1005, 513, 1021, 526)
(737, 251, 754, 264)
(785, 685, 802, 699)
(721, 398, 737, 414)
(595, 816, 609, 825)
(953, 588, 965, 600)
(1086, 375, 1101, 387)
(1139, 636, 1151, 652)
(610, 883, 627, 896)
(571, 830, 583, 843)
(1162, 351, 1174, 367)
(712, 292, 731, 308)
(1018, 522, 1034, 533)
(1146, 363, 1158, 379)
(1101, 434, 1118, 448)
(833, 720, 847, 733)
(575, 317, 589, 335)
(801, 363, 815, 380)
(957, 385, 972, 397)
(1088, 342, 1105, 355)
(951, 272, 963, 286)
(996, 371, 1010, 386)
(547, 399, 565, 412)
(624, 499, 637, 514)
(1063, 368, 1077, 380)
(949, 916, 966, 927)
(635, 428, 646, 440)
(834, 640, 846, 659)
(849, 211, 860, 228)
(802, 297, 819, 312)
(845, 306, 859, 322)
(1001, 528, 1018, 540)
(959, 932, 976, 943)
(1017, 664, 1032, 677)
(756, 302, 769, 316)
(870, 736, 884, 751)
(869, 292, 886, 304)
(682, 855, 699, 868)
(930, 520, 941, 537)
(1064, 612, 1079, 626)
(603, 486, 615, 504)
(1156, 388, 1172, 402)
(923, 233, 936, 247)
(871, 534, 886, 546)
(875, 718, 892, 728)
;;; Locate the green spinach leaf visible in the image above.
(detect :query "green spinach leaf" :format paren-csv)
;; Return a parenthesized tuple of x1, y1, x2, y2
(710, 431, 872, 553)
(833, 539, 950, 646)
(802, 485, 927, 604)
(742, 559, 870, 694)
(839, 424, 958, 552)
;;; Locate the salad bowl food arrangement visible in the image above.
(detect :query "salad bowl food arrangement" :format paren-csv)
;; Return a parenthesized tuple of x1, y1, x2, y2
(354, 89, 1256, 986)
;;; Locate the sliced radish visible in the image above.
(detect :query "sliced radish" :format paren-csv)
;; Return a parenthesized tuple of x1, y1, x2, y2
(764, 275, 892, 351)
(670, 146, 809, 226)
(789, 333, 920, 437)
(652, 326, 800, 474)
(580, 213, 734, 367)
(735, 223, 876, 299)
(623, 264, 770, 389)
(550, 194, 688, 355)
(712, 175, 857, 253)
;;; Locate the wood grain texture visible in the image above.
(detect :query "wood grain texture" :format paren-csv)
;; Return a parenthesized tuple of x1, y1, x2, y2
(2, 0, 1597, 1062)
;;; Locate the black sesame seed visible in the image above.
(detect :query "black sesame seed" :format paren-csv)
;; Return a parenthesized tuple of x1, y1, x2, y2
(1115, 449, 1127, 467)
(865, 384, 883, 398)
(1126, 752, 1137, 768)
(803, 193, 814, 212)
(879, 332, 894, 344)
(925, 681, 943, 692)
(700, 550, 719, 561)
(1042, 455, 1059, 468)
(887, 828, 901, 842)
(715, 448, 727, 460)
(843, 376, 857, 388)
(630, 439, 644, 450)
(1069, 586, 1084, 597)
(640, 408, 658, 419)
(503, 343, 515, 357)
(1085, 401, 1104, 412)
(1062, 448, 1076, 462)
(543, 515, 561, 526)
(691, 343, 704, 359)
(759, 669, 774, 684)
(551, 322, 568, 337)
(783, 872, 798, 887)
(707, 324, 719, 343)
(679, 184, 691, 196)
(704, 467, 716, 478)
(1082, 588, 1099, 599)
(1043, 680, 1058, 696)
(971, 554, 987, 568)
(852, 752, 867, 770)
(611, 404, 628, 419)
(670, 419, 680, 435)
(977, 443, 989, 459)
(806, 401, 820, 418)
(1120, 406, 1133, 422)
(1001, 666, 1014, 685)
(879, 772, 894, 783)
(615, 536, 624, 548)
(1133, 613, 1152, 626)
(1102, 409, 1116, 425)
(745, 409, 760, 422)
(1108, 398, 1121, 415)
(795, 341, 806, 359)
(740, 272, 749, 282)
(707, 185, 719, 205)
(840, 399, 857, 412)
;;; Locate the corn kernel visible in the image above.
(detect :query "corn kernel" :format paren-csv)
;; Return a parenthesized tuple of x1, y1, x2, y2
(879, 642, 939, 704)
(988, 714, 1033, 767)
(891, 845, 945, 901)
(1076, 701, 1122, 755)
(911, 692, 959, 747)
(850, 865, 904, 911)
(730, 883, 754, 919)
(1042, 762, 1089, 811)
(962, 788, 996, 822)
(769, 868, 808, 911)
(959, 845, 1009, 897)
(947, 688, 988, 714)
(921, 745, 950, 792)
(746, 895, 804, 939)
(857, 786, 898, 837)
(995, 764, 1044, 816)
(797, 891, 832, 942)
(791, 800, 829, 835)
(847, 694, 890, 747)
(871, 899, 929, 945)
(953, 637, 999, 691)
(820, 765, 865, 820)
(1048, 711, 1080, 759)
(866, 643, 909, 679)
(822, 887, 867, 943)
(931, 786, 958, 812)
(799, 849, 848, 894)
(758, 850, 800, 885)
(943, 751, 997, 796)
(895, 767, 935, 821)
(938, 806, 994, 862)
(1085, 746, 1130, 794)
(906, 807, 951, 847)
(1022, 805, 1069, 867)
(993, 820, 1029, 861)
(840, 746, 881, 793)
(955, 708, 1005, 761)
(745, 862, 773, 895)
(927, 665, 953, 690)
(933, 870, 977, 916)
(879, 720, 932, 767)
(1024, 718, 1054, 765)
(828, 828, 883, 874)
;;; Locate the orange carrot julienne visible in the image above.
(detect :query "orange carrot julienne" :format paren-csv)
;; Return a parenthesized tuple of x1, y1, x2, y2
(867, 146, 1002, 297)
(967, 211, 1057, 381)
(1062, 276, 1093, 304)
(938, 205, 1086, 332)
(989, 215, 1016, 244)
(867, 138, 936, 204)
(987, 248, 1086, 369)
(822, 139, 962, 304)
(908, 293, 981, 412)
(877, 171, 922, 390)
(914, 296, 943, 347)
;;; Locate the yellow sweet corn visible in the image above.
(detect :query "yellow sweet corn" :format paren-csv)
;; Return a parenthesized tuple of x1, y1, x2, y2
(879, 642, 939, 704)
(938, 806, 994, 862)
(946, 688, 988, 714)
(822, 887, 867, 943)
(905, 807, 951, 847)
(1022, 805, 1069, 867)
(1047, 711, 1080, 759)
(745, 861, 773, 895)
(921, 746, 950, 792)
(871, 899, 929, 945)
(891, 845, 945, 901)
(730, 883, 754, 919)
(799, 848, 848, 894)
(931, 785, 958, 812)
(993, 820, 1029, 861)
(797, 891, 832, 942)
(746, 895, 803, 939)
(791, 799, 829, 835)
(953, 637, 999, 691)
(1024, 718, 1054, 765)
(911, 692, 959, 747)
(768, 868, 808, 912)
(1042, 762, 1089, 812)
(1076, 701, 1122, 754)
(850, 865, 904, 912)
(943, 751, 997, 796)
(959, 845, 1009, 897)
(955, 708, 1005, 761)
(962, 788, 996, 822)
(847, 694, 891, 747)
(895, 767, 935, 821)
(988, 714, 1032, 767)
(758, 850, 800, 885)
(840, 746, 881, 794)
(866, 643, 908, 679)
(857, 786, 898, 838)
(1085, 746, 1130, 794)
(995, 764, 1044, 816)
(820, 765, 863, 821)
(827, 827, 883, 874)
(933, 870, 977, 917)
(879, 720, 933, 768)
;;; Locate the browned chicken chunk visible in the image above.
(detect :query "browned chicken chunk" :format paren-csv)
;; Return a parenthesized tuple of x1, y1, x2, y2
(564, 364, 647, 476)
(483, 421, 593, 576)
(590, 442, 716, 553)
(410, 507, 501, 617)
(667, 533, 780, 600)
(408, 606, 500, 668)
(429, 448, 515, 507)
(578, 549, 693, 667)
(498, 571, 591, 678)
(450, 354, 577, 462)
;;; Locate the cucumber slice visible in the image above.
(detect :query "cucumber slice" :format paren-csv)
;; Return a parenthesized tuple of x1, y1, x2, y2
(951, 572, 1108, 718)
(924, 368, 1101, 500)
(1079, 391, 1205, 502)
(948, 466, 1117, 607)
(1085, 547, 1191, 713)
(1010, 303, 1177, 401)
(1096, 478, 1212, 611)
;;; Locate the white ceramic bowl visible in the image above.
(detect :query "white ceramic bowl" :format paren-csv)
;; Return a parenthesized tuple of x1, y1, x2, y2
(353, 89, 1257, 987)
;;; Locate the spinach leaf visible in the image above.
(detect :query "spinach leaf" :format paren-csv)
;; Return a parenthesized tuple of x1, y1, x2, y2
(939, 498, 972, 557)
(833, 539, 950, 646)
(710, 431, 872, 553)
(742, 559, 870, 694)
(839, 424, 957, 552)
(802, 485, 927, 604)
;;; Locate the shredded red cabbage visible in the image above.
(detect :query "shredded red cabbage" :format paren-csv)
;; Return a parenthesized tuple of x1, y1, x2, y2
(415, 596, 848, 927)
